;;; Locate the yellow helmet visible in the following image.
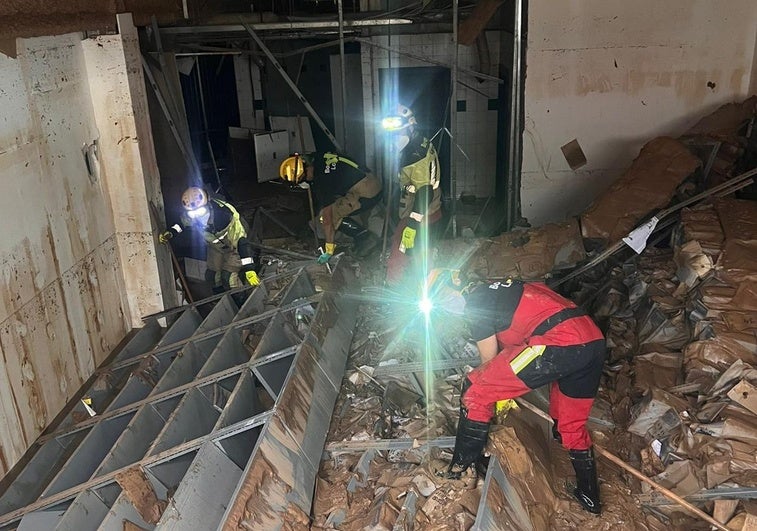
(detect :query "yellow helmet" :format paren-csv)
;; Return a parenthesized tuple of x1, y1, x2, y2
(279, 155, 307, 184)
(181, 187, 208, 211)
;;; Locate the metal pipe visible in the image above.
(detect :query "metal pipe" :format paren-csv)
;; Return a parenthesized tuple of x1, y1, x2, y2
(159, 18, 414, 34)
(338, 0, 348, 152)
(450, 0, 459, 238)
(242, 23, 343, 151)
(506, 0, 523, 230)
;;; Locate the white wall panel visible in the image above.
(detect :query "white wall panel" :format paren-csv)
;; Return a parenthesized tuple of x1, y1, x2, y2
(522, 0, 757, 226)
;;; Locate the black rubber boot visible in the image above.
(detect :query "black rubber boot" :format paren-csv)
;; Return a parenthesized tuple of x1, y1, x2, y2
(338, 218, 379, 258)
(569, 448, 601, 515)
(444, 415, 490, 479)
(552, 418, 562, 444)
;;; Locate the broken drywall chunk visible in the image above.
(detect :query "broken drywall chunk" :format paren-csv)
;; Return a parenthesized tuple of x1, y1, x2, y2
(728, 379, 757, 416)
(628, 388, 688, 440)
(674, 240, 713, 287)
(581, 137, 701, 244)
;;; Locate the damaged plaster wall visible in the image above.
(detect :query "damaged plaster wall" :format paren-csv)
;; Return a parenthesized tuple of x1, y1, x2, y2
(0, 25, 164, 477)
(522, 0, 757, 226)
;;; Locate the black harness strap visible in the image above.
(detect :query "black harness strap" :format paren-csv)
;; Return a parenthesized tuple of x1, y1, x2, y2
(531, 307, 587, 336)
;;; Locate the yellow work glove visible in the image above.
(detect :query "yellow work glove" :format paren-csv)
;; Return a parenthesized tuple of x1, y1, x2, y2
(158, 231, 173, 244)
(318, 242, 336, 264)
(400, 226, 417, 252)
(494, 399, 519, 424)
(244, 270, 260, 286)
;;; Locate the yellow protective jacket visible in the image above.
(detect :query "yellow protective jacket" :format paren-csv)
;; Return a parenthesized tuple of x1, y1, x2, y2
(180, 198, 250, 254)
(398, 136, 442, 220)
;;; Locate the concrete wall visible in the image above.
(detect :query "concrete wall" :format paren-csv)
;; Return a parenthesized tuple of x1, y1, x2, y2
(0, 17, 164, 477)
(522, 0, 757, 226)
(361, 31, 502, 198)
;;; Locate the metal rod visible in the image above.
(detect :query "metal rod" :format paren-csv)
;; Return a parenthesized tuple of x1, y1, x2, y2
(450, 0, 459, 238)
(259, 207, 297, 236)
(306, 187, 322, 251)
(338, 0, 348, 152)
(639, 487, 757, 507)
(243, 23, 343, 150)
(514, 398, 729, 531)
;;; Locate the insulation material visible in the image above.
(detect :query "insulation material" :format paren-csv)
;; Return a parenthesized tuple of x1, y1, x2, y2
(716, 239, 757, 284)
(715, 199, 757, 241)
(459, 219, 586, 281)
(580, 137, 701, 244)
(680, 204, 724, 256)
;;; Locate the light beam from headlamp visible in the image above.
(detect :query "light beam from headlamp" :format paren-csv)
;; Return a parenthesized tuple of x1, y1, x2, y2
(187, 206, 208, 219)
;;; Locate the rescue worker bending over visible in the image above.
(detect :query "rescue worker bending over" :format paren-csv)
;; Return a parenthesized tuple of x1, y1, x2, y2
(159, 187, 261, 293)
(428, 271, 605, 515)
(382, 104, 442, 286)
(280, 152, 382, 263)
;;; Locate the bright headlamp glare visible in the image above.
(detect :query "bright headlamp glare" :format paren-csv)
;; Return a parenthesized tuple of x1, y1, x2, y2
(382, 116, 404, 131)
(418, 297, 433, 316)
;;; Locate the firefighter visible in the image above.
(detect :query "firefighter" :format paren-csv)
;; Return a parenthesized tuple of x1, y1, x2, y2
(280, 152, 382, 263)
(427, 271, 605, 514)
(382, 104, 442, 286)
(159, 187, 260, 293)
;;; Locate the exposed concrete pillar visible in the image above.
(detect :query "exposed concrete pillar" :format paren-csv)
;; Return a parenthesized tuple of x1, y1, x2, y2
(82, 13, 173, 326)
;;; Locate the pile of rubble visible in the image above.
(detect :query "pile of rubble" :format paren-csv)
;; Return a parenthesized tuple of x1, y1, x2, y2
(563, 196, 757, 529)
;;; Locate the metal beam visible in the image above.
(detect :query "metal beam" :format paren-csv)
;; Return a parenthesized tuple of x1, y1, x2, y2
(40, 345, 299, 443)
(505, 0, 524, 230)
(160, 18, 413, 35)
(0, 413, 271, 527)
(372, 357, 479, 376)
(338, 0, 348, 151)
(325, 436, 456, 453)
(450, 0, 459, 238)
(107, 293, 321, 374)
(243, 23, 342, 151)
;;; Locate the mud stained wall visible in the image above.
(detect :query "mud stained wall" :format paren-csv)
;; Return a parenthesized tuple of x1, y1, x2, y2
(522, 1, 757, 226)
(0, 24, 164, 478)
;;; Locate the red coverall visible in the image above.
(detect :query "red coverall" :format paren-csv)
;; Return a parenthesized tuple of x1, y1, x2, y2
(462, 280, 605, 450)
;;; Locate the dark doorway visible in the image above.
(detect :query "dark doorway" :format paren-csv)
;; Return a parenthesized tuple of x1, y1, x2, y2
(378, 66, 451, 224)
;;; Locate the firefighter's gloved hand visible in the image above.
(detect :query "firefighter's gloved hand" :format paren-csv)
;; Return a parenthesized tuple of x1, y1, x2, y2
(239, 266, 260, 287)
(494, 399, 519, 424)
(158, 231, 173, 244)
(318, 243, 336, 264)
(399, 226, 416, 253)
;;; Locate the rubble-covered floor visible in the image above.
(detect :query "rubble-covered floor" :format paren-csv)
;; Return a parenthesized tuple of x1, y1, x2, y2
(306, 97, 757, 529)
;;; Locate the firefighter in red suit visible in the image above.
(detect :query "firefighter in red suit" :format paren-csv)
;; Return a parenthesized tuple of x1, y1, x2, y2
(433, 274, 605, 514)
